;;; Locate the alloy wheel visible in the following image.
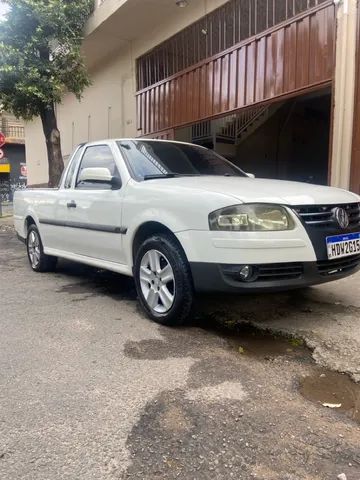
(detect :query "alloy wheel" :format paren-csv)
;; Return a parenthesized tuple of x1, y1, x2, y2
(139, 249, 175, 313)
(28, 230, 41, 268)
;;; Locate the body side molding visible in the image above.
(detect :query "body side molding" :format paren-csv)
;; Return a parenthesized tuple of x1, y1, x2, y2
(39, 218, 127, 235)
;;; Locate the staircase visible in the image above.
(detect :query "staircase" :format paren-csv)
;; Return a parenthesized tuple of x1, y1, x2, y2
(192, 103, 282, 146)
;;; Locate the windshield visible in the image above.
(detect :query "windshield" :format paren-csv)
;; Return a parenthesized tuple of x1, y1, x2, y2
(117, 140, 247, 180)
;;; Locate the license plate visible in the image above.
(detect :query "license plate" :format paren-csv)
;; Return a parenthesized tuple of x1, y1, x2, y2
(326, 232, 360, 259)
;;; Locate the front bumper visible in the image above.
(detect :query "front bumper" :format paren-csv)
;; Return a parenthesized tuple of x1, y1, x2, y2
(190, 255, 360, 293)
(176, 203, 360, 293)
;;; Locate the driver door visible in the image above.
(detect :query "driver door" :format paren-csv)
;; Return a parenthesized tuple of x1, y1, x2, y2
(65, 144, 126, 264)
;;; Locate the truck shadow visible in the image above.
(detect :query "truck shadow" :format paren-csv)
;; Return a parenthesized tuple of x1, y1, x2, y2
(194, 287, 353, 327)
(54, 259, 137, 302)
(53, 258, 355, 328)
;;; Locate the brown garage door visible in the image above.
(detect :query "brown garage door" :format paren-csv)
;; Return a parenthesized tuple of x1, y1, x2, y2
(136, 0, 335, 137)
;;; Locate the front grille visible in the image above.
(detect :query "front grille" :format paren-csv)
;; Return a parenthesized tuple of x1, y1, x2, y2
(293, 203, 360, 229)
(222, 263, 304, 282)
(317, 254, 360, 276)
(256, 263, 304, 281)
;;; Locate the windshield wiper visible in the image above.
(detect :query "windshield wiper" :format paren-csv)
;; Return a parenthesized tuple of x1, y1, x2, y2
(143, 173, 178, 180)
(143, 173, 201, 180)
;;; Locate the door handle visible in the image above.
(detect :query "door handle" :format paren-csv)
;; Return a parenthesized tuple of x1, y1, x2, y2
(67, 201, 77, 208)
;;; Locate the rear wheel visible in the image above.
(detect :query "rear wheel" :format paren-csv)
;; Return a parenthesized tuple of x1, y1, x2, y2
(134, 234, 194, 326)
(27, 224, 57, 272)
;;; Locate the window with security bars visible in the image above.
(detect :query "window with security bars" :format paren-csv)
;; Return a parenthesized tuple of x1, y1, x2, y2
(136, 0, 328, 90)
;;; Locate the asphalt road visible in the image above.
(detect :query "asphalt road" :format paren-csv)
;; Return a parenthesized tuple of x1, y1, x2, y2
(1, 220, 360, 480)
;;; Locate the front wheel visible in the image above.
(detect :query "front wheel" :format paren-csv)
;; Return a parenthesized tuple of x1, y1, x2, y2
(134, 234, 194, 326)
(27, 224, 57, 272)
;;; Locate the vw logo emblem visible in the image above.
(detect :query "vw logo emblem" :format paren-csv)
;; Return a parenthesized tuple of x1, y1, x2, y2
(333, 207, 349, 229)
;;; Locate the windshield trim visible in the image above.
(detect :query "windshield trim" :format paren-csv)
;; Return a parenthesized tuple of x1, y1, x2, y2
(117, 140, 248, 182)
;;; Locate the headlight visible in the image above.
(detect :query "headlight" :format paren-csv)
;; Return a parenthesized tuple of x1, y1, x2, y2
(209, 204, 295, 231)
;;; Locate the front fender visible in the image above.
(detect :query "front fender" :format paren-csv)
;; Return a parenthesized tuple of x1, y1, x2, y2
(123, 208, 190, 267)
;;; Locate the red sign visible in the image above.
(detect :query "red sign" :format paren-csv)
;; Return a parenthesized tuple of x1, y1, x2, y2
(0, 149, 4, 160)
(0, 132, 5, 148)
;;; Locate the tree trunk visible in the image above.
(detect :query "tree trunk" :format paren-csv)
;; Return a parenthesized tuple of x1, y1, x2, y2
(40, 104, 64, 187)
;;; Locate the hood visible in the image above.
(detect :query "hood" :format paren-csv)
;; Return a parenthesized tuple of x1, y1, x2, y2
(144, 176, 360, 205)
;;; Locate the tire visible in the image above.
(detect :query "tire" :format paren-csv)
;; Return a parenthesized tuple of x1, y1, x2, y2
(134, 233, 194, 326)
(26, 224, 57, 273)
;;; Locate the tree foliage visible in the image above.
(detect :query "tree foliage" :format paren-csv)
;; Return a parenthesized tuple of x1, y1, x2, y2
(0, 0, 93, 120)
(0, 0, 93, 186)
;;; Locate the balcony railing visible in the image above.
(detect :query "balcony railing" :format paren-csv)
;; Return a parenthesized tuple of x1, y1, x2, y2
(136, 1, 335, 136)
(2, 125, 25, 141)
(137, 0, 329, 90)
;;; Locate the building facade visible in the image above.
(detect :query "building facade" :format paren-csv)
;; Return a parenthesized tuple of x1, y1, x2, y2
(24, 0, 360, 194)
(0, 113, 26, 203)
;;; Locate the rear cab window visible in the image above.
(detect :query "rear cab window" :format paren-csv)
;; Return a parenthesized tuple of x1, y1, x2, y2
(63, 146, 84, 189)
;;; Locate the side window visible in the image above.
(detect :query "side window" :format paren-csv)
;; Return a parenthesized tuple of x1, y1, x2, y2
(76, 145, 119, 190)
(64, 147, 83, 189)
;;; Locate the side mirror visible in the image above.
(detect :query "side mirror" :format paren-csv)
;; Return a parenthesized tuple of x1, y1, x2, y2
(246, 172, 255, 179)
(78, 167, 121, 189)
(78, 167, 112, 183)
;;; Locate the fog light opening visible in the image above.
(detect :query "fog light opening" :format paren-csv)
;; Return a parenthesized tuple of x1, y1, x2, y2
(239, 265, 255, 282)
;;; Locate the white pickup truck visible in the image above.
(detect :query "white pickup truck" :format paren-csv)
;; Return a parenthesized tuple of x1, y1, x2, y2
(14, 139, 360, 325)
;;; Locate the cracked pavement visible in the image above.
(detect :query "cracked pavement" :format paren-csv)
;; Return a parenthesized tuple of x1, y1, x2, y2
(0, 219, 359, 479)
